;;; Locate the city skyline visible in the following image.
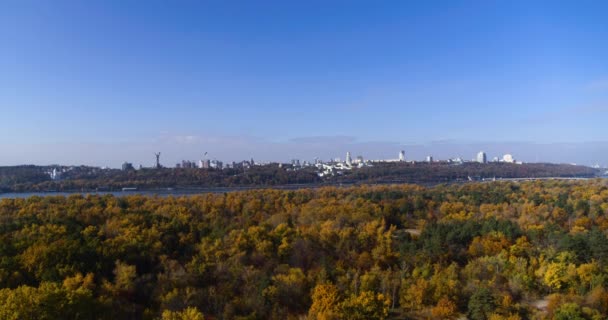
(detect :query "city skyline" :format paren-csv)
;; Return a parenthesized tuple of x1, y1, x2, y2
(3, 138, 608, 169)
(1, 1, 607, 166)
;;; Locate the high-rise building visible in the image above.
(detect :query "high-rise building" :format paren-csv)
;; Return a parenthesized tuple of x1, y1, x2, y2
(476, 151, 487, 164)
(426, 155, 433, 163)
(346, 152, 352, 166)
(399, 150, 405, 161)
(199, 159, 211, 169)
(121, 162, 134, 171)
(180, 160, 196, 169)
(210, 160, 223, 169)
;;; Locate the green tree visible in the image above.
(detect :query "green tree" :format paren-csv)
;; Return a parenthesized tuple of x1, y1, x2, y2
(467, 287, 496, 320)
(553, 303, 586, 320)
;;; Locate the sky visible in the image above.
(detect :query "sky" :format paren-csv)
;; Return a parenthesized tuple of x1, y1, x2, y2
(1, 0, 608, 167)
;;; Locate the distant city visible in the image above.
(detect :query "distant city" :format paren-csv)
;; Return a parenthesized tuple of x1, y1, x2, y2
(112, 150, 603, 179)
(37, 148, 608, 183)
(120, 150, 516, 171)
(35, 148, 608, 184)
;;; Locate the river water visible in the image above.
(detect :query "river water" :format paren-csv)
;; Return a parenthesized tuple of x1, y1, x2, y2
(0, 177, 601, 200)
(0, 184, 329, 199)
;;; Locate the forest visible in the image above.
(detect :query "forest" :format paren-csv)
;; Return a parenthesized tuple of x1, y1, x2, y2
(0, 162, 598, 192)
(338, 162, 598, 184)
(1, 180, 608, 319)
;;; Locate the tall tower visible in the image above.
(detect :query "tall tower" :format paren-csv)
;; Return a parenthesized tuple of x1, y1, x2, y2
(155, 152, 161, 169)
(346, 152, 352, 166)
(476, 151, 487, 164)
(399, 150, 405, 161)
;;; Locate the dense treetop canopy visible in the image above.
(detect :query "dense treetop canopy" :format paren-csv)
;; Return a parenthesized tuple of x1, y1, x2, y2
(0, 180, 608, 319)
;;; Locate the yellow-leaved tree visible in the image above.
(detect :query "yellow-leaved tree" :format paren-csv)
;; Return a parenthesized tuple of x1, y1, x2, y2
(340, 290, 390, 320)
(161, 307, 205, 320)
(308, 283, 341, 320)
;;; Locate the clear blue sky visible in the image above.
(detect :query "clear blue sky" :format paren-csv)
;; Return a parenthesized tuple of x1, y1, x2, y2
(1, 1, 608, 167)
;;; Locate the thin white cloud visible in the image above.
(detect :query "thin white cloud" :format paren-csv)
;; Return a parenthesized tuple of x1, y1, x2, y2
(288, 136, 358, 144)
(573, 104, 608, 115)
(587, 79, 608, 91)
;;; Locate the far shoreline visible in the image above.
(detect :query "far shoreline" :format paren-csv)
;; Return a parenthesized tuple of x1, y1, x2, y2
(1, 177, 604, 199)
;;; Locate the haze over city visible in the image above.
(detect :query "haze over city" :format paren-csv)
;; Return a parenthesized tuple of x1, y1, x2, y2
(1, 1, 607, 167)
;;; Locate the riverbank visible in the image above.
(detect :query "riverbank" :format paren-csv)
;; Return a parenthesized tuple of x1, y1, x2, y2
(1, 177, 602, 199)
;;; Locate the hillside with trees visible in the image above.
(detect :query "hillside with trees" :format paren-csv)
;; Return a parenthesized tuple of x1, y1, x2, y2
(1, 180, 608, 319)
(340, 162, 598, 184)
(0, 162, 598, 192)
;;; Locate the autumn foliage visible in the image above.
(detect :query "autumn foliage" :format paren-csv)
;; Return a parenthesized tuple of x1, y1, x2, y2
(0, 180, 607, 319)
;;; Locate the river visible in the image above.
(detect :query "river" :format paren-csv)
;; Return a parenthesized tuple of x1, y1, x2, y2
(0, 184, 332, 199)
(0, 177, 601, 199)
